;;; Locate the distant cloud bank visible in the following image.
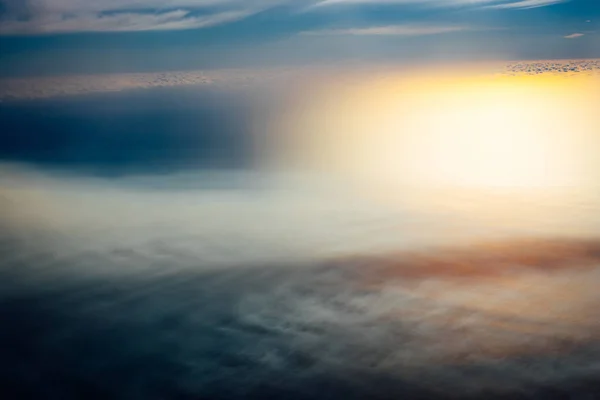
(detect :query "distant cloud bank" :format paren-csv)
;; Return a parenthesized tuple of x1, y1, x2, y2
(504, 59, 600, 75)
(0, 59, 599, 100)
(0, 68, 287, 100)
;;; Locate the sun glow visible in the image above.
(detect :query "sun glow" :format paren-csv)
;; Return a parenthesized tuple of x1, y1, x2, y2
(274, 70, 598, 193)
(405, 83, 574, 189)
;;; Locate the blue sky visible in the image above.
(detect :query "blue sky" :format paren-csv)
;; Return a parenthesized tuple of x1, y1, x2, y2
(0, 0, 598, 76)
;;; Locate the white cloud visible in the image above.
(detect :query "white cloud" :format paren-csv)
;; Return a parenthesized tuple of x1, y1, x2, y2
(1, 0, 253, 14)
(301, 24, 472, 36)
(0, 0, 280, 34)
(564, 33, 584, 39)
(486, 0, 565, 9)
(314, 0, 490, 6)
(0, 0, 570, 35)
(313, 0, 565, 9)
(0, 9, 255, 34)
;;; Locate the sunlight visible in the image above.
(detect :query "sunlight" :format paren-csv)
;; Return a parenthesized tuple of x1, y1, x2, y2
(408, 84, 568, 189)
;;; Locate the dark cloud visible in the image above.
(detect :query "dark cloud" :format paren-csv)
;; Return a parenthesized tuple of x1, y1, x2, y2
(0, 86, 257, 176)
(0, 230, 599, 399)
(0, 0, 37, 18)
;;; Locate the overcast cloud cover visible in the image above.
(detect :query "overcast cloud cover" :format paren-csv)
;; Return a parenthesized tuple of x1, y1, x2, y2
(2, 153, 600, 399)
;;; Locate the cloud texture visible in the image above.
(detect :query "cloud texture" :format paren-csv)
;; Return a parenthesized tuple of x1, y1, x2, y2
(0, 0, 280, 34)
(0, 0, 570, 34)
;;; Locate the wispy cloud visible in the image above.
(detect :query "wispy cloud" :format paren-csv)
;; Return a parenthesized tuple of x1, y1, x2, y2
(486, 0, 565, 9)
(301, 24, 472, 36)
(564, 33, 584, 39)
(0, 10, 255, 34)
(0, 0, 279, 34)
(0, 0, 574, 35)
(314, 0, 487, 6)
(313, 0, 566, 9)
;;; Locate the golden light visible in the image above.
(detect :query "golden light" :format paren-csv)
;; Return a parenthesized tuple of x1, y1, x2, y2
(270, 69, 600, 195)
(403, 81, 574, 189)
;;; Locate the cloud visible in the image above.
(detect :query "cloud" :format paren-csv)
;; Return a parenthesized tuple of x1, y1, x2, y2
(0, 68, 288, 99)
(0, 166, 599, 400)
(564, 33, 584, 39)
(0, 0, 570, 34)
(0, 0, 279, 34)
(0, 87, 260, 175)
(486, 0, 565, 9)
(301, 24, 472, 36)
(505, 59, 600, 75)
(313, 0, 565, 9)
(0, 9, 254, 34)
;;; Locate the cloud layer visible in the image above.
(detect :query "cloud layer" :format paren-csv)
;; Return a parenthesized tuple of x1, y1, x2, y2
(0, 0, 279, 34)
(0, 168, 599, 399)
(314, 0, 566, 9)
(0, 9, 254, 34)
(1, 59, 599, 100)
(0, 0, 570, 34)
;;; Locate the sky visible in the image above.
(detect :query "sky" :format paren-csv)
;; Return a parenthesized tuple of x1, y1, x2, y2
(1, 6, 600, 397)
(0, 0, 598, 76)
